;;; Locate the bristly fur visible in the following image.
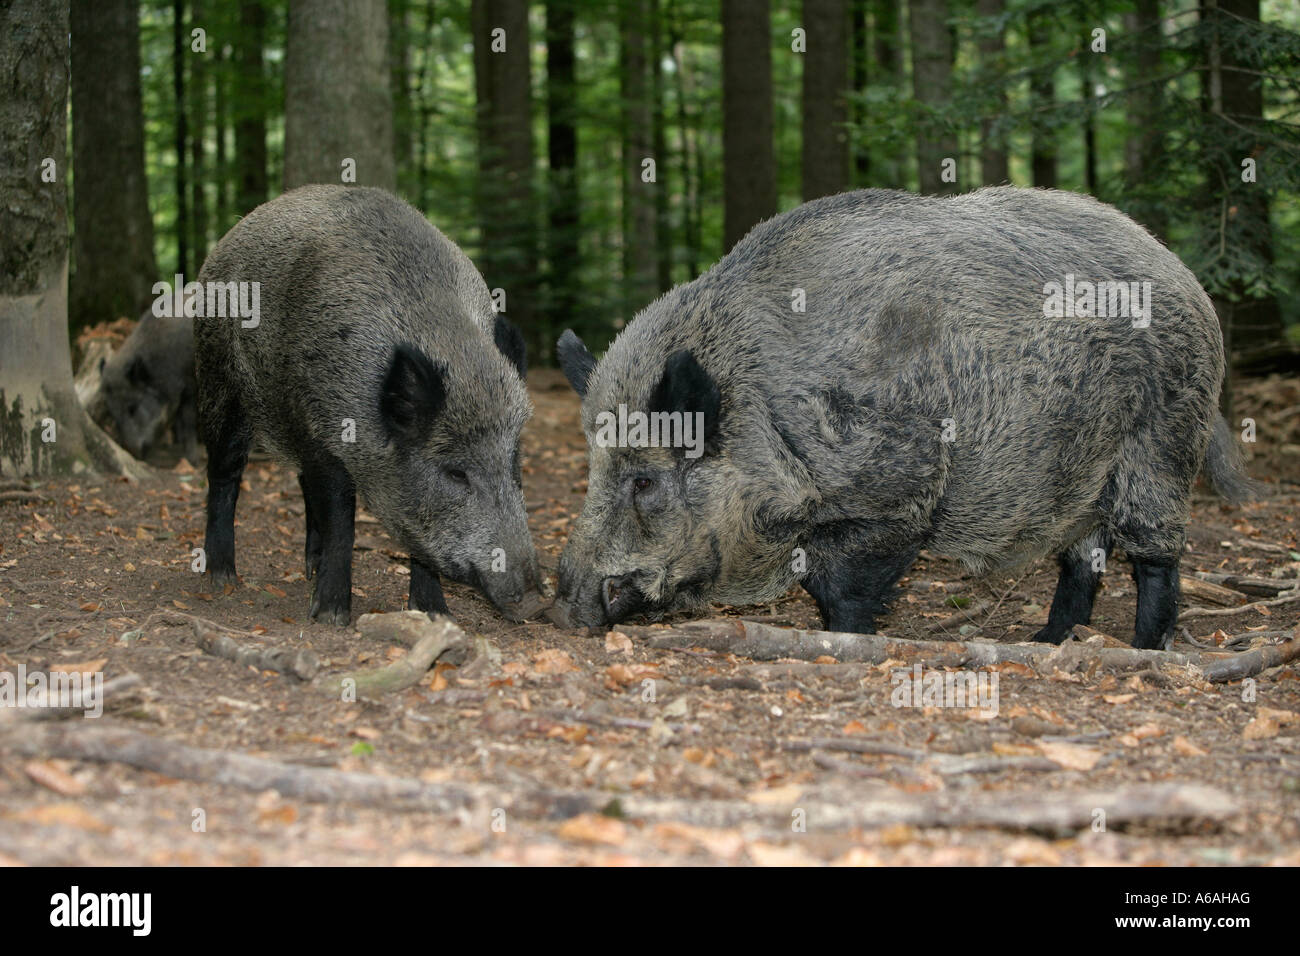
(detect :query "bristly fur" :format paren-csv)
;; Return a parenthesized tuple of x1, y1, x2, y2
(555, 186, 1248, 643)
(195, 185, 540, 621)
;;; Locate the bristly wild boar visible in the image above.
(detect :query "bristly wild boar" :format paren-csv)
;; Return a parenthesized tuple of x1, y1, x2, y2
(195, 184, 544, 626)
(551, 187, 1256, 651)
(99, 311, 198, 461)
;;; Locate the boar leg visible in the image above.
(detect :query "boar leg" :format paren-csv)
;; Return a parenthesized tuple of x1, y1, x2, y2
(409, 560, 451, 616)
(298, 474, 323, 580)
(1033, 533, 1111, 645)
(802, 545, 918, 635)
(1131, 558, 1180, 650)
(173, 390, 200, 462)
(203, 401, 252, 586)
(302, 456, 356, 627)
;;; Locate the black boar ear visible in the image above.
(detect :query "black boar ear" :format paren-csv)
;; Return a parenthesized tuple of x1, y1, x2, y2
(556, 329, 596, 398)
(493, 315, 527, 379)
(125, 355, 150, 386)
(381, 343, 445, 443)
(650, 350, 721, 455)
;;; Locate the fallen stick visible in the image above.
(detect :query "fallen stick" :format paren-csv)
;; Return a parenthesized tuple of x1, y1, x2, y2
(1200, 632, 1300, 683)
(622, 619, 1196, 671)
(1, 721, 1234, 833)
(313, 612, 465, 699)
(0, 674, 142, 725)
(1179, 588, 1300, 622)
(1179, 575, 1246, 607)
(194, 625, 320, 681)
(1191, 572, 1300, 597)
(0, 490, 54, 504)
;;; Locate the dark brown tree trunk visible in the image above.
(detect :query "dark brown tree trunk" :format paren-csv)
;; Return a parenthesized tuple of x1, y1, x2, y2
(214, 40, 230, 234)
(472, 0, 538, 347)
(2, 0, 140, 477)
(622, 0, 658, 314)
(802, 0, 850, 200)
(1027, 9, 1057, 189)
(668, 8, 700, 279)
(1204, 0, 1283, 355)
(285, 0, 395, 190)
(69, 0, 159, 331)
(173, 0, 189, 276)
(851, 0, 869, 185)
(976, 0, 1008, 185)
(1124, 0, 1165, 239)
(189, 0, 209, 272)
(233, 0, 268, 215)
(908, 0, 957, 194)
(546, 0, 579, 335)
(651, 0, 671, 292)
(722, 0, 776, 251)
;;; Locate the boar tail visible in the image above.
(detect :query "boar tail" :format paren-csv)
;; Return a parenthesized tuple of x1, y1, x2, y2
(1203, 413, 1263, 503)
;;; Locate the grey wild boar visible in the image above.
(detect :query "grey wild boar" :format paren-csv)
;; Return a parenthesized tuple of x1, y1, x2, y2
(99, 311, 198, 460)
(551, 186, 1254, 650)
(195, 184, 544, 625)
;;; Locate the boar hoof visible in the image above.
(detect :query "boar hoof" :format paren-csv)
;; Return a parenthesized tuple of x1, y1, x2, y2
(1031, 624, 1072, 645)
(208, 567, 239, 589)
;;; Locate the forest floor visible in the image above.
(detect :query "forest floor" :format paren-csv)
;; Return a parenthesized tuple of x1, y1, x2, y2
(1, 369, 1298, 866)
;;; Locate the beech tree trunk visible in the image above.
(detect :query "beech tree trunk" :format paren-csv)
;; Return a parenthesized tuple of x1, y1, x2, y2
(69, 0, 159, 331)
(284, 0, 395, 190)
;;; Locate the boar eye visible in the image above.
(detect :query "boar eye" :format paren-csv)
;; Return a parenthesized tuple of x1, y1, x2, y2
(445, 467, 470, 486)
(632, 476, 654, 495)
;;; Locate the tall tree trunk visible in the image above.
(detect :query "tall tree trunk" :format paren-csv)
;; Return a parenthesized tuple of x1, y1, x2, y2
(2, 0, 143, 478)
(214, 40, 230, 234)
(285, 0, 395, 190)
(390, 0, 414, 196)
(802, 0, 850, 200)
(908, 0, 956, 194)
(722, 0, 776, 251)
(189, 0, 209, 272)
(233, 0, 267, 214)
(69, 0, 159, 332)
(1124, 0, 1165, 239)
(546, 0, 579, 335)
(173, 0, 189, 276)
(1204, 0, 1282, 355)
(1027, 9, 1057, 189)
(976, 0, 1008, 185)
(851, 0, 869, 185)
(621, 0, 658, 314)
(651, 0, 672, 292)
(871, 0, 902, 187)
(668, 9, 699, 279)
(472, 0, 538, 349)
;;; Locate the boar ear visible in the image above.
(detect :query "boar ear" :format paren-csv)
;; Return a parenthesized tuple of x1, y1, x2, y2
(556, 329, 596, 398)
(650, 350, 721, 455)
(381, 343, 445, 444)
(125, 355, 150, 386)
(493, 315, 527, 379)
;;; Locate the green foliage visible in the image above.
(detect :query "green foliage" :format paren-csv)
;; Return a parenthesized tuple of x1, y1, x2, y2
(128, 0, 1298, 354)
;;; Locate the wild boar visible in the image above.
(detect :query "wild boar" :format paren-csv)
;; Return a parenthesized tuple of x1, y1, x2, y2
(98, 311, 198, 461)
(551, 186, 1254, 650)
(195, 184, 544, 626)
